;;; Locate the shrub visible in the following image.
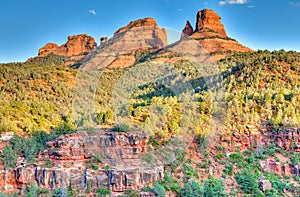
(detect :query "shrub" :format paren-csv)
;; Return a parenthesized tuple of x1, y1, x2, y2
(229, 152, 245, 167)
(2, 145, 16, 168)
(290, 152, 300, 166)
(235, 168, 260, 195)
(153, 182, 166, 197)
(178, 180, 202, 197)
(203, 176, 227, 197)
(224, 163, 234, 175)
(95, 188, 111, 196)
(124, 189, 137, 197)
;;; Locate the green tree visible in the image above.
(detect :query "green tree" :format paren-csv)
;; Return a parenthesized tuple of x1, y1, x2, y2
(235, 168, 260, 195)
(203, 176, 227, 197)
(95, 188, 111, 197)
(153, 182, 166, 197)
(179, 180, 202, 197)
(26, 183, 38, 197)
(2, 145, 16, 168)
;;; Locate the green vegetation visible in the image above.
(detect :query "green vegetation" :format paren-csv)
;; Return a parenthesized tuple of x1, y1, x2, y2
(2, 128, 74, 167)
(235, 167, 260, 195)
(0, 49, 300, 196)
(28, 53, 71, 66)
(95, 188, 111, 197)
(0, 62, 76, 133)
(203, 176, 227, 197)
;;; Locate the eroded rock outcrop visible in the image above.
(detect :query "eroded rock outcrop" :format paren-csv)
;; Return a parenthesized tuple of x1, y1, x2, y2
(38, 34, 97, 57)
(80, 18, 167, 69)
(221, 126, 300, 178)
(195, 9, 227, 37)
(181, 20, 194, 39)
(114, 18, 159, 35)
(180, 9, 253, 60)
(0, 130, 164, 194)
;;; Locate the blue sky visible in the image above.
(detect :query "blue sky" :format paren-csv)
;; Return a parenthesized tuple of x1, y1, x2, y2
(1, 0, 300, 63)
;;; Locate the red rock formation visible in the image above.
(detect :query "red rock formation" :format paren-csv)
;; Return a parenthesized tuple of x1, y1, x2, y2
(114, 18, 158, 35)
(181, 20, 194, 39)
(100, 36, 108, 45)
(195, 9, 227, 37)
(38, 43, 59, 56)
(0, 130, 164, 194)
(80, 18, 167, 69)
(38, 34, 97, 57)
(179, 9, 253, 60)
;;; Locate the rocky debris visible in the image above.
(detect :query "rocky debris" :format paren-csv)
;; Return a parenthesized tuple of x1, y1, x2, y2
(259, 159, 292, 176)
(259, 178, 272, 192)
(261, 127, 300, 152)
(195, 9, 227, 37)
(181, 20, 194, 39)
(38, 34, 97, 57)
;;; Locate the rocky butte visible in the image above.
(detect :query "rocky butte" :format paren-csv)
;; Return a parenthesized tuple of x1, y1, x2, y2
(38, 34, 97, 57)
(27, 34, 97, 66)
(79, 17, 168, 70)
(181, 9, 253, 60)
(28, 9, 253, 67)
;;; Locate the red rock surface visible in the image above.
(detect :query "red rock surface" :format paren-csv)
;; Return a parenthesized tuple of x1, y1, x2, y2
(114, 18, 158, 35)
(80, 18, 167, 69)
(181, 20, 194, 39)
(0, 130, 164, 194)
(180, 9, 253, 60)
(195, 9, 227, 37)
(38, 34, 97, 57)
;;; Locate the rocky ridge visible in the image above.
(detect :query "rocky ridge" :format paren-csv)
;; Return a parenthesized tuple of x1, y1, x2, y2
(195, 9, 227, 37)
(28, 9, 254, 67)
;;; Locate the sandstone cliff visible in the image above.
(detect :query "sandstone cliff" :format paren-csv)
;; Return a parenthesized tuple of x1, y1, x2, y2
(80, 18, 167, 70)
(181, 9, 253, 60)
(38, 34, 97, 57)
(27, 34, 97, 66)
(0, 130, 163, 195)
(2, 126, 300, 195)
(195, 9, 227, 37)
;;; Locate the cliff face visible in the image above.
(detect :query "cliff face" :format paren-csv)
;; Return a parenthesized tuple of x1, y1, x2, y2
(195, 9, 227, 37)
(0, 130, 163, 194)
(26, 34, 97, 66)
(218, 126, 300, 178)
(1, 126, 300, 194)
(79, 18, 167, 69)
(38, 34, 97, 57)
(181, 9, 253, 60)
